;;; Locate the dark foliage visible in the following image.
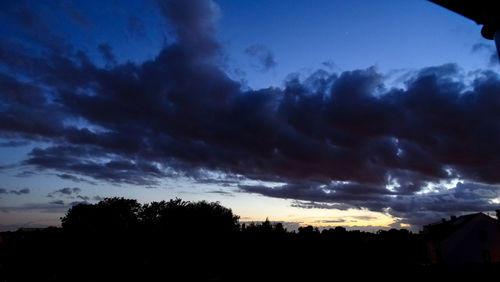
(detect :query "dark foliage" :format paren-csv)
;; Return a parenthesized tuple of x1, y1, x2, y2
(61, 197, 142, 232)
(0, 198, 498, 281)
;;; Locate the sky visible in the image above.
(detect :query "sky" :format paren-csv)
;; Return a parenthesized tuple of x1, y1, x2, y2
(1, 0, 499, 232)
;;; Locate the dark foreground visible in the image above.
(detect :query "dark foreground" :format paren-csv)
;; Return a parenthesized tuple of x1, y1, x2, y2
(0, 198, 498, 281)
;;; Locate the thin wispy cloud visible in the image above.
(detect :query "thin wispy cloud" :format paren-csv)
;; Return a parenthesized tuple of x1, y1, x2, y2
(245, 44, 277, 72)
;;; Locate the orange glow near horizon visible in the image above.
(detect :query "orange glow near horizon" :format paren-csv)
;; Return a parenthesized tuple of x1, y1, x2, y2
(220, 195, 403, 231)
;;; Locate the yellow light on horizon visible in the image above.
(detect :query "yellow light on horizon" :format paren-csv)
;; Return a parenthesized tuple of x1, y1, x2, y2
(226, 195, 400, 230)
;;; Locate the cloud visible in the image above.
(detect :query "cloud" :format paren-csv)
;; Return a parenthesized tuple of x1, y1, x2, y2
(11, 188, 30, 195)
(156, 0, 220, 57)
(245, 44, 277, 71)
(55, 174, 97, 185)
(46, 187, 102, 204)
(0, 188, 30, 195)
(471, 42, 499, 66)
(0, 1, 68, 54)
(49, 200, 65, 205)
(0, 140, 30, 147)
(59, 1, 94, 29)
(207, 190, 234, 196)
(97, 43, 117, 66)
(318, 219, 345, 223)
(352, 215, 378, 221)
(0, 200, 83, 213)
(290, 201, 351, 210)
(1, 0, 500, 228)
(53, 187, 81, 195)
(93, 195, 104, 201)
(76, 195, 90, 201)
(46, 187, 102, 205)
(127, 16, 146, 39)
(69, 200, 89, 206)
(25, 146, 168, 185)
(244, 181, 500, 226)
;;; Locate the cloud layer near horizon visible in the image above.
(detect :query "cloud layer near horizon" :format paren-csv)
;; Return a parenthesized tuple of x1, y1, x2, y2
(1, 0, 499, 226)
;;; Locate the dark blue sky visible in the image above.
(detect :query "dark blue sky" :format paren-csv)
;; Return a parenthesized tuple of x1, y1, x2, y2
(0, 0, 499, 231)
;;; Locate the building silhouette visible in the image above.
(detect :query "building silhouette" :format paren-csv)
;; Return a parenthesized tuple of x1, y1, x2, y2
(424, 211, 500, 265)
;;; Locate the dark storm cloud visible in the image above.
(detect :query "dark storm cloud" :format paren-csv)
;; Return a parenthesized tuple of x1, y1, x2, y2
(245, 44, 277, 71)
(156, 0, 220, 57)
(240, 181, 391, 212)
(0, 73, 65, 138)
(25, 146, 168, 185)
(1, 0, 500, 227)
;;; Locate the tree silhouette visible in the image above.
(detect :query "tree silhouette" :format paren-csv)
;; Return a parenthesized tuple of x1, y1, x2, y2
(6, 197, 491, 281)
(274, 222, 285, 233)
(61, 197, 141, 233)
(61, 197, 239, 237)
(137, 198, 239, 234)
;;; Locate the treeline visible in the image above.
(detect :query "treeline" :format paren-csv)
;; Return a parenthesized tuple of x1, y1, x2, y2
(0, 198, 446, 281)
(61, 197, 239, 234)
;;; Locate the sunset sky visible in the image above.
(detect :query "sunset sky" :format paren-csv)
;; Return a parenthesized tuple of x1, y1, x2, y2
(1, 0, 499, 232)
